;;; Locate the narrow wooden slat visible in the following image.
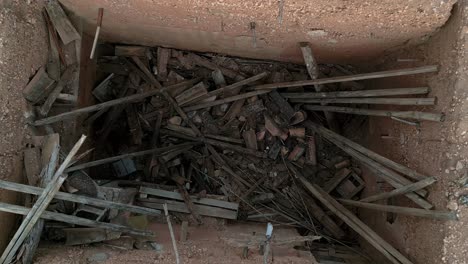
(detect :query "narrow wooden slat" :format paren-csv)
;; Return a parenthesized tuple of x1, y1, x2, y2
(282, 87, 430, 99)
(183, 90, 270, 112)
(338, 199, 457, 221)
(33, 79, 200, 126)
(291, 97, 436, 106)
(139, 187, 239, 210)
(45, 0, 80, 44)
(360, 177, 437, 203)
(254, 66, 438, 90)
(139, 198, 238, 220)
(303, 105, 444, 122)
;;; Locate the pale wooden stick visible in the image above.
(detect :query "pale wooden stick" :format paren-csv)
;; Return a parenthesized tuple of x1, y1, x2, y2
(1, 135, 86, 264)
(360, 177, 437, 203)
(254, 66, 438, 90)
(163, 203, 180, 264)
(303, 105, 444, 122)
(338, 199, 457, 221)
(90, 8, 104, 59)
(291, 97, 436, 106)
(281, 87, 430, 99)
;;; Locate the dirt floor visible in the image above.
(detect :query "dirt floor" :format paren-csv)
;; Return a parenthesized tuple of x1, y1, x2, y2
(0, 0, 466, 264)
(0, 0, 48, 251)
(59, 0, 456, 63)
(358, 3, 468, 264)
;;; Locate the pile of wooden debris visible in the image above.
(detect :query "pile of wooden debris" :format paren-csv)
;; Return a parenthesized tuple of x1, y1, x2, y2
(0, 1, 457, 264)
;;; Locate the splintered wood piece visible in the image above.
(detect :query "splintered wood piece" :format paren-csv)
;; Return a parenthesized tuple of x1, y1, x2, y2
(289, 127, 305, 138)
(92, 73, 114, 102)
(168, 116, 182, 126)
(306, 136, 317, 166)
(254, 65, 438, 90)
(287, 144, 306, 161)
(126, 104, 143, 145)
(186, 53, 241, 79)
(299, 42, 320, 84)
(242, 100, 265, 116)
(269, 90, 295, 121)
(39, 66, 76, 116)
(290, 110, 307, 125)
(360, 177, 437, 203)
(222, 99, 245, 121)
(23, 67, 56, 104)
(242, 129, 258, 150)
(45, 0, 81, 44)
(205, 134, 244, 145)
(281, 87, 430, 99)
(23, 147, 41, 186)
(166, 124, 197, 137)
(291, 97, 436, 106)
(33, 78, 200, 126)
(157, 47, 171, 79)
(304, 105, 444, 122)
(334, 159, 351, 170)
(324, 168, 351, 193)
(175, 82, 208, 106)
(338, 199, 457, 221)
(115, 45, 149, 57)
(264, 114, 288, 140)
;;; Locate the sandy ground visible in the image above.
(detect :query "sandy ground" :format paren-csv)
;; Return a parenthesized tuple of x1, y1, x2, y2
(358, 3, 468, 264)
(0, 0, 48, 251)
(58, 0, 456, 63)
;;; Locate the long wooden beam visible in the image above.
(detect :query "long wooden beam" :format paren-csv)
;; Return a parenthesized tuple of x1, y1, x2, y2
(254, 66, 438, 90)
(338, 199, 457, 221)
(0, 202, 152, 236)
(65, 143, 196, 172)
(303, 105, 444, 122)
(0, 180, 161, 216)
(296, 172, 413, 264)
(361, 177, 436, 203)
(291, 97, 436, 106)
(281, 87, 430, 99)
(33, 79, 199, 126)
(183, 90, 270, 112)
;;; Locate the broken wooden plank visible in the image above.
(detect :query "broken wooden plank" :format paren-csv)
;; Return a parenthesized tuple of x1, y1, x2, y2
(0, 135, 86, 264)
(0, 180, 161, 216)
(139, 187, 239, 211)
(269, 90, 296, 121)
(39, 65, 76, 116)
(254, 65, 438, 90)
(23, 147, 41, 186)
(242, 129, 258, 150)
(92, 73, 114, 102)
(33, 78, 200, 126)
(338, 199, 457, 221)
(281, 87, 430, 99)
(115, 45, 148, 57)
(45, 0, 80, 44)
(222, 99, 245, 121)
(288, 144, 306, 161)
(183, 90, 270, 112)
(166, 124, 197, 137)
(180, 221, 189, 242)
(292, 97, 436, 106)
(296, 172, 414, 264)
(304, 105, 444, 122)
(175, 82, 208, 106)
(139, 198, 238, 220)
(205, 134, 244, 145)
(306, 136, 317, 166)
(0, 202, 151, 237)
(289, 127, 305, 138)
(360, 177, 437, 203)
(126, 104, 143, 145)
(157, 47, 171, 79)
(66, 143, 196, 172)
(23, 67, 56, 104)
(186, 53, 241, 79)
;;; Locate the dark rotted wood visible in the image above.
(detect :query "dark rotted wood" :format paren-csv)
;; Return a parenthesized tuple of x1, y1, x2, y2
(126, 104, 143, 145)
(269, 90, 295, 121)
(184, 90, 270, 112)
(176, 82, 208, 106)
(242, 129, 257, 150)
(157, 47, 171, 79)
(281, 87, 430, 99)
